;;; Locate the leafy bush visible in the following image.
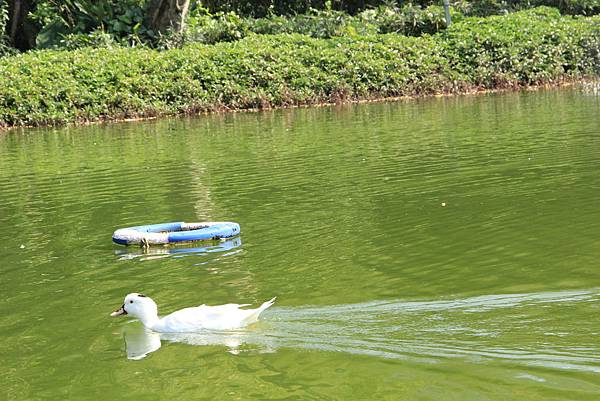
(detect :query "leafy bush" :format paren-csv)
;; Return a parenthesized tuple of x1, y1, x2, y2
(185, 11, 250, 44)
(197, 0, 600, 17)
(364, 4, 463, 36)
(0, 8, 598, 127)
(55, 30, 120, 50)
(454, 0, 600, 16)
(185, 5, 457, 44)
(198, 0, 329, 18)
(249, 10, 364, 38)
(526, 0, 600, 15)
(195, 0, 600, 17)
(442, 7, 600, 86)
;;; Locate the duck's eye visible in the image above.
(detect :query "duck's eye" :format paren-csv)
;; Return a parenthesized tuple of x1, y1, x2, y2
(129, 300, 134, 304)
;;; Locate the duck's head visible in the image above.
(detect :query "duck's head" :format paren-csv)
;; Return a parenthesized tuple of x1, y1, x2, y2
(110, 293, 158, 321)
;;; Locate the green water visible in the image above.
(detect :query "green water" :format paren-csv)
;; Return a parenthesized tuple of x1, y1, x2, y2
(1, 88, 600, 400)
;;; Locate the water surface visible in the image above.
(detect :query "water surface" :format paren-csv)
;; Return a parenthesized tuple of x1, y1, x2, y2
(1, 88, 600, 400)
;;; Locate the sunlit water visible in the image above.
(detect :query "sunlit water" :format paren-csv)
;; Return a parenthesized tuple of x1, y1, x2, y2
(1, 87, 599, 400)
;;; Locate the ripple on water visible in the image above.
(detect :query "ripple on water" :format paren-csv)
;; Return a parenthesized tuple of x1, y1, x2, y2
(110, 288, 600, 376)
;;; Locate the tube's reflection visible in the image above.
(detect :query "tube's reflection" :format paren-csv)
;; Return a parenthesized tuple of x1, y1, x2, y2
(114, 237, 242, 261)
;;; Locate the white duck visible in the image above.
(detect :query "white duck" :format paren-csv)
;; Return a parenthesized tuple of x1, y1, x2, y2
(110, 293, 276, 332)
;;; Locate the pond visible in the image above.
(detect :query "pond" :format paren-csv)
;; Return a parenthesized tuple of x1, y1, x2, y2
(1, 87, 600, 400)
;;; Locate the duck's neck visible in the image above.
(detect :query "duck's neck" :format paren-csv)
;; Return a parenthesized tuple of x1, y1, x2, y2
(137, 312, 160, 329)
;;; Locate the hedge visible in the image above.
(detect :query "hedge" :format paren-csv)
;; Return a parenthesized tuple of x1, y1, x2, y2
(0, 8, 598, 128)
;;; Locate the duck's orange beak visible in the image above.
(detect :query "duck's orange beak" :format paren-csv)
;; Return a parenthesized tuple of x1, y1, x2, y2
(110, 304, 128, 317)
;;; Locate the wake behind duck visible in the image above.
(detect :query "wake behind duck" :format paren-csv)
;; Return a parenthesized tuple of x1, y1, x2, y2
(110, 293, 276, 332)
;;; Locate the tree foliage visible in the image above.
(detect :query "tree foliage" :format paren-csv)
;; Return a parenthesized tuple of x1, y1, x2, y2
(4, 0, 193, 50)
(0, 1, 11, 54)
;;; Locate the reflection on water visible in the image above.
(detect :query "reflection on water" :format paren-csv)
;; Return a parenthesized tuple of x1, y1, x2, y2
(114, 237, 242, 261)
(120, 324, 276, 360)
(122, 326, 162, 360)
(120, 288, 600, 373)
(579, 80, 600, 96)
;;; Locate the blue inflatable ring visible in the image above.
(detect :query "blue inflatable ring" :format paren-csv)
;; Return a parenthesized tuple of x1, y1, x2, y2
(112, 221, 240, 245)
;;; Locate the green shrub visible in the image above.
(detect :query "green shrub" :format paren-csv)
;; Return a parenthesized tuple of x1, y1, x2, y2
(442, 8, 599, 86)
(54, 30, 120, 50)
(185, 11, 250, 45)
(248, 10, 370, 39)
(507, 0, 599, 16)
(366, 4, 463, 36)
(0, 8, 598, 127)
(186, 9, 378, 44)
(186, 5, 459, 44)
(195, 0, 600, 17)
(183, 1, 598, 47)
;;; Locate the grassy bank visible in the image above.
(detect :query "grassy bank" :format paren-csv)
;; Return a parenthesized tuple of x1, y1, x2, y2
(0, 8, 598, 128)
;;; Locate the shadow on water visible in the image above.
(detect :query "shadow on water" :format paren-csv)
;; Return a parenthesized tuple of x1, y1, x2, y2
(118, 288, 600, 373)
(114, 237, 243, 262)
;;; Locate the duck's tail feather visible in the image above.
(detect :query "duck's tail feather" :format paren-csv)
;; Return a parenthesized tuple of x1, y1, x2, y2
(261, 297, 276, 310)
(243, 297, 276, 325)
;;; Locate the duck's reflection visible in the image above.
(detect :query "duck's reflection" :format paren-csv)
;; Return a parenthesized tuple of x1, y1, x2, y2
(122, 325, 162, 360)
(120, 322, 275, 360)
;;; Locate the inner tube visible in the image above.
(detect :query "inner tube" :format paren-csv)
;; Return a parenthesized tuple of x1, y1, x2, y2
(112, 221, 240, 245)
